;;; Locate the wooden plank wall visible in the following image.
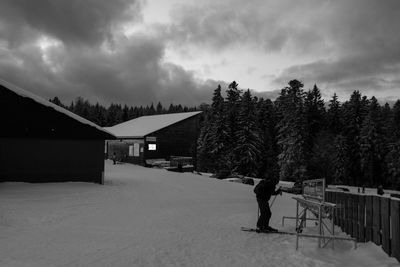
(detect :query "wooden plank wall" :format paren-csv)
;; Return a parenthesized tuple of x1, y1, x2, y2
(365, 195, 373, 242)
(372, 197, 381, 245)
(327, 191, 400, 263)
(391, 199, 400, 262)
(358, 195, 366, 242)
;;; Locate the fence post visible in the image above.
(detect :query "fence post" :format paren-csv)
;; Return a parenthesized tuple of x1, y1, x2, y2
(340, 192, 346, 230)
(380, 197, 391, 255)
(365, 195, 373, 242)
(352, 194, 358, 238)
(347, 193, 353, 235)
(358, 194, 366, 242)
(391, 198, 400, 262)
(372, 196, 381, 245)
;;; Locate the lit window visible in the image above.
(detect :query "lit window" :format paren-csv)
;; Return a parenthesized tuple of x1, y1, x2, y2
(148, 144, 156, 150)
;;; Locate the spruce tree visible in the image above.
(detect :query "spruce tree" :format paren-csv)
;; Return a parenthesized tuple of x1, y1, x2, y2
(332, 134, 350, 184)
(341, 91, 367, 185)
(359, 97, 385, 186)
(225, 81, 242, 171)
(386, 142, 400, 190)
(327, 93, 342, 135)
(256, 98, 279, 179)
(234, 89, 262, 176)
(276, 80, 309, 182)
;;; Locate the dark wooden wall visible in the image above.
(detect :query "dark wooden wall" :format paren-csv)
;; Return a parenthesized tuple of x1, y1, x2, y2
(144, 115, 200, 163)
(326, 191, 400, 262)
(0, 138, 105, 183)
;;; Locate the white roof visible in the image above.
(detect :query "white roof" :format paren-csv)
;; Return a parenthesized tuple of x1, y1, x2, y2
(0, 78, 115, 137)
(105, 111, 202, 138)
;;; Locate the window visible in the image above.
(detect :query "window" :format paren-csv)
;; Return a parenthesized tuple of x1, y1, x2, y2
(148, 144, 156, 151)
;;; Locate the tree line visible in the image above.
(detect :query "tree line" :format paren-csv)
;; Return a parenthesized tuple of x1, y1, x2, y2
(197, 80, 400, 190)
(49, 96, 198, 127)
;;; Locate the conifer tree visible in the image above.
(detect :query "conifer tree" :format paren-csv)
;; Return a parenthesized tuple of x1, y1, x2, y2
(327, 93, 342, 135)
(276, 80, 309, 182)
(386, 142, 400, 190)
(360, 97, 386, 186)
(234, 89, 262, 176)
(225, 81, 242, 171)
(332, 134, 350, 184)
(341, 91, 367, 185)
(392, 100, 400, 141)
(256, 98, 279, 179)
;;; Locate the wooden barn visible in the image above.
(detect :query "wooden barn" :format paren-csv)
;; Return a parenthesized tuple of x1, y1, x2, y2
(0, 79, 115, 184)
(104, 111, 202, 168)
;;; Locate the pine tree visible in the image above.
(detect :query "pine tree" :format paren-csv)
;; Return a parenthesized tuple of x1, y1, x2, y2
(305, 85, 326, 138)
(386, 142, 400, 190)
(360, 97, 386, 186)
(332, 134, 350, 184)
(225, 81, 242, 171)
(234, 89, 262, 176)
(156, 102, 163, 114)
(392, 100, 400, 141)
(327, 93, 342, 135)
(276, 80, 309, 182)
(256, 98, 279, 179)
(341, 91, 368, 185)
(197, 85, 229, 172)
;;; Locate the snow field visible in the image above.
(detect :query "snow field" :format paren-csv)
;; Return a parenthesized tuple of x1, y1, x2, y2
(0, 161, 399, 266)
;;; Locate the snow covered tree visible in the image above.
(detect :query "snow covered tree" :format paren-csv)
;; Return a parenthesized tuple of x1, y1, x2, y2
(234, 89, 262, 176)
(305, 84, 326, 139)
(392, 100, 400, 141)
(197, 85, 229, 172)
(386, 142, 400, 190)
(256, 98, 279, 180)
(332, 134, 350, 184)
(326, 93, 342, 135)
(225, 81, 242, 171)
(276, 80, 309, 182)
(341, 91, 368, 185)
(360, 97, 386, 186)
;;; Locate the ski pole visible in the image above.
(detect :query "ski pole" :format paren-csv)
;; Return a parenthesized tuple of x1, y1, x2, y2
(269, 187, 282, 208)
(269, 194, 278, 208)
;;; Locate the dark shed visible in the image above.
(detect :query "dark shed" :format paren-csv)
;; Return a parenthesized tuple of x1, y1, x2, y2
(0, 79, 115, 184)
(104, 111, 202, 167)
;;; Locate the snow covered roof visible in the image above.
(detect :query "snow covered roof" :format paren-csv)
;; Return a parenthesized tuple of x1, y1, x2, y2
(0, 78, 115, 138)
(105, 111, 202, 138)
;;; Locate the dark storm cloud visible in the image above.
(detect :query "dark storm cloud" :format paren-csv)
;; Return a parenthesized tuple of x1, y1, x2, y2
(0, 0, 142, 46)
(0, 34, 218, 106)
(0, 0, 221, 106)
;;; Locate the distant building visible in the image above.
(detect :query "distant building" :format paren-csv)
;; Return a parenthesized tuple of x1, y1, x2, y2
(0, 79, 115, 184)
(104, 111, 202, 167)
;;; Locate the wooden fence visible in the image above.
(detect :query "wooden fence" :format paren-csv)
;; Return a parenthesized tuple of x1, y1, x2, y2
(325, 191, 400, 262)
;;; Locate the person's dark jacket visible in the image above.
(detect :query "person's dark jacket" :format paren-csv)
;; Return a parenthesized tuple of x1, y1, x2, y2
(254, 179, 281, 201)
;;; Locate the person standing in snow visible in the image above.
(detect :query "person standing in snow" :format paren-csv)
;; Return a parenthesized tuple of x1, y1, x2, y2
(112, 152, 117, 165)
(254, 178, 282, 232)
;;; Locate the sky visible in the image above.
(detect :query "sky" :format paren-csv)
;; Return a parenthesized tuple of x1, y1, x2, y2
(0, 0, 399, 106)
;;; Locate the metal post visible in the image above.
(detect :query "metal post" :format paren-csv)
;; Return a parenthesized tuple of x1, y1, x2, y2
(319, 206, 322, 248)
(296, 201, 299, 250)
(332, 206, 335, 249)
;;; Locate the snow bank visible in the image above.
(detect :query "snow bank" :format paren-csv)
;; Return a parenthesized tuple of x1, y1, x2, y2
(0, 161, 398, 266)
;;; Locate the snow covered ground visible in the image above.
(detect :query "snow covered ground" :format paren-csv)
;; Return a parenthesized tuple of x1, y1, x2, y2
(0, 161, 399, 267)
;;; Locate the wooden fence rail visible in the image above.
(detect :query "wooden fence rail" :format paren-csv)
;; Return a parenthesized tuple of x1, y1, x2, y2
(326, 191, 400, 262)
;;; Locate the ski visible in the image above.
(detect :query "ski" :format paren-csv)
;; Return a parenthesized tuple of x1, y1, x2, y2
(241, 227, 297, 235)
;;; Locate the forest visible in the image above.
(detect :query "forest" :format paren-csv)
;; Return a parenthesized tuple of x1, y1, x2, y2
(49, 97, 199, 127)
(50, 79, 400, 190)
(197, 80, 400, 190)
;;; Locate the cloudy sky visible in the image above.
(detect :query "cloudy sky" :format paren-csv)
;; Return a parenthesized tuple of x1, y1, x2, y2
(1, 0, 399, 106)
